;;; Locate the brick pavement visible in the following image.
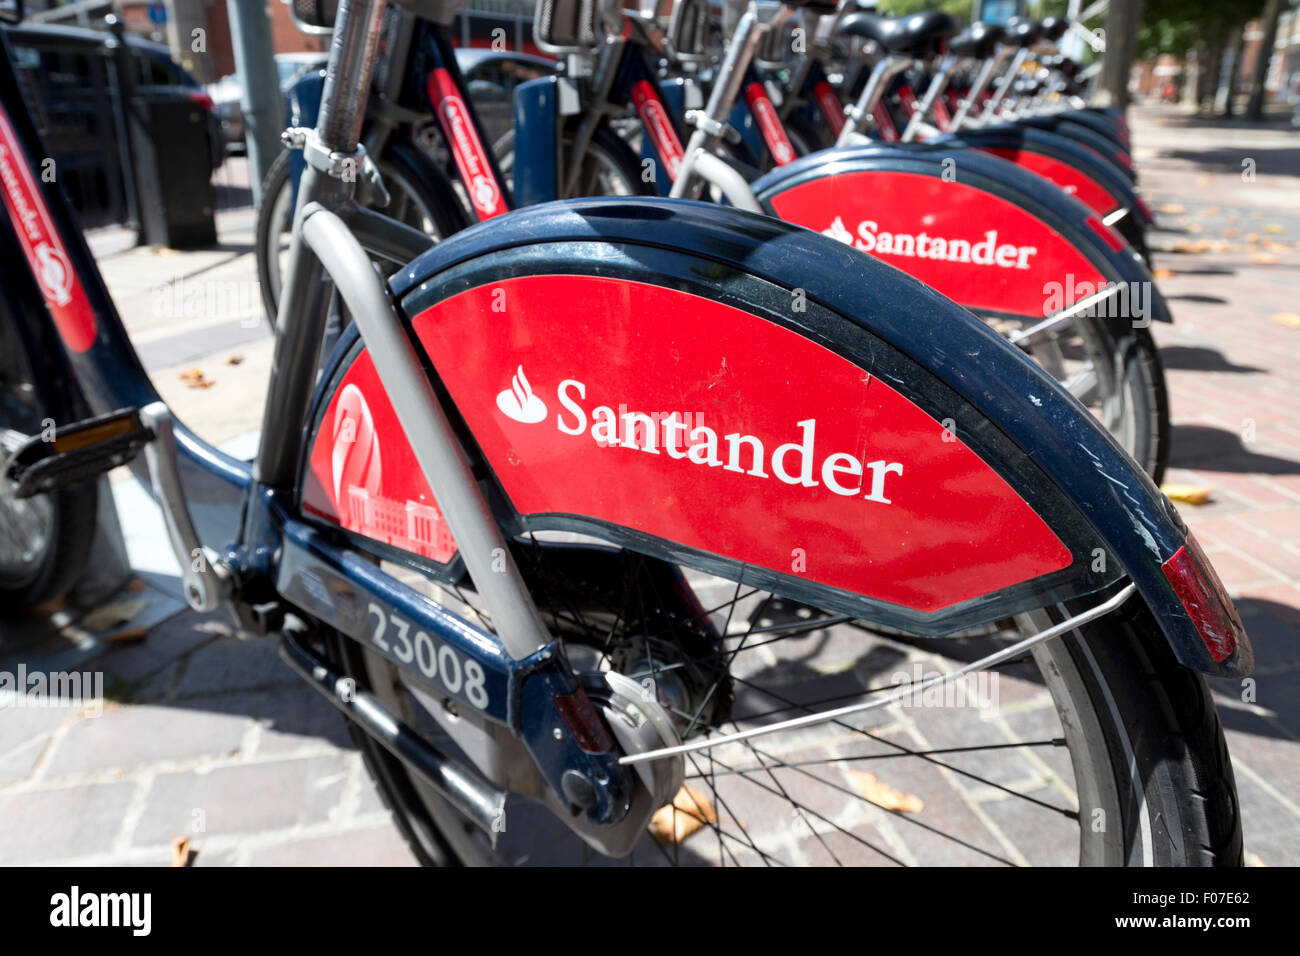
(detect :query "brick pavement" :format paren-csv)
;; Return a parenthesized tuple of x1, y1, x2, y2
(1, 105, 1297, 866)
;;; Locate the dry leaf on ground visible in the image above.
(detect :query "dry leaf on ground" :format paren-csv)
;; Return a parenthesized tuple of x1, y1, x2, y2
(1272, 313, 1300, 329)
(1251, 253, 1280, 265)
(171, 836, 195, 867)
(226, 355, 244, 365)
(1159, 203, 1185, 214)
(1152, 267, 1175, 280)
(179, 368, 215, 389)
(80, 597, 146, 633)
(848, 770, 924, 813)
(649, 784, 719, 845)
(1161, 484, 1213, 506)
(101, 627, 149, 645)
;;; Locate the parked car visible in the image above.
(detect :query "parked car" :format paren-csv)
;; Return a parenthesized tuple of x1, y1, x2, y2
(205, 52, 329, 153)
(6, 23, 222, 228)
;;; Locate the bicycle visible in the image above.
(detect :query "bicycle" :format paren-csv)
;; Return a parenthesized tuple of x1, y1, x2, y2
(0, 0, 1250, 866)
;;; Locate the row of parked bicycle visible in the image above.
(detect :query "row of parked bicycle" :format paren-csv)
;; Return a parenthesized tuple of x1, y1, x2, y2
(1, 0, 1251, 866)
(261, 0, 1169, 484)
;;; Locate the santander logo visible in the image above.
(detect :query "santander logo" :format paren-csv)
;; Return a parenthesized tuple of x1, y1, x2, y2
(494, 368, 906, 504)
(428, 69, 504, 219)
(496, 365, 547, 424)
(822, 216, 1039, 270)
(745, 83, 795, 166)
(631, 81, 684, 180)
(35, 243, 72, 306)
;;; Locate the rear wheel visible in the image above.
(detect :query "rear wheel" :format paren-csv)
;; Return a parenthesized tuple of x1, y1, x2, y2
(996, 312, 1169, 483)
(327, 541, 1236, 866)
(0, 434, 95, 611)
(255, 144, 464, 324)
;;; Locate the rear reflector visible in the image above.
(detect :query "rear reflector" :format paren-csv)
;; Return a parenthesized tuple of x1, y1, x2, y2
(553, 688, 614, 754)
(1161, 534, 1245, 663)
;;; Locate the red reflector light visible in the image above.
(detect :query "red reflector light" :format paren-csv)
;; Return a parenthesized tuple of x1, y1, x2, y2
(187, 90, 215, 112)
(553, 688, 614, 753)
(1161, 535, 1244, 663)
(1086, 213, 1127, 252)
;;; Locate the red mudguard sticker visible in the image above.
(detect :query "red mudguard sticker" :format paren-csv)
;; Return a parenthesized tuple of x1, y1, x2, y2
(813, 81, 846, 138)
(0, 105, 96, 352)
(427, 68, 506, 221)
(744, 82, 795, 165)
(768, 170, 1108, 318)
(976, 146, 1121, 218)
(631, 80, 685, 182)
(407, 275, 1071, 613)
(302, 348, 459, 564)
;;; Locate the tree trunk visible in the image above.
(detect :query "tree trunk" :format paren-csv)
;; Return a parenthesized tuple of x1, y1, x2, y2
(1098, 0, 1144, 109)
(1222, 27, 1246, 117)
(1201, 41, 1226, 112)
(1247, 0, 1283, 119)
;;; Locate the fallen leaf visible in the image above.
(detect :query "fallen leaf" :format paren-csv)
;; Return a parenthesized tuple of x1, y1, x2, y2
(1263, 224, 1285, 234)
(1272, 312, 1300, 329)
(171, 836, 195, 867)
(179, 368, 214, 389)
(1184, 222, 1203, 234)
(1161, 484, 1213, 505)
(226, 355, 244, 365)
(1159, 202, 1185, 214)
(848, 770, 924, 813)
(1152, 267, 1175, 279)
(102, 627, 149, 645)
(125, 578, 146, 593)
(1222, 228, 1238, 239)
(1244, 233, 1260, 244)
(649, 784, 718, 845)
(153, 246, 178, 256)
(1251, 253, 1279, 265)
(1197, 206, 1220, 216)
(80, 597, 146, 633)
(1246, 851, 1267, 867)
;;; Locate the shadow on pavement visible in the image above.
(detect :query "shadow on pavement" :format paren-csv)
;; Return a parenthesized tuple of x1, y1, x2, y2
(1169, 424, 1300, 474)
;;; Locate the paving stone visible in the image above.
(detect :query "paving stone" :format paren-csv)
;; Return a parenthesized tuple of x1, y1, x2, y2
(132, 755, 349, 845)
(0, 734, 52, 786)
(252, 687, 353, 756)
(92, 609, 228, 689)
(43, 702, 250, 777)
(978, 784, 1079, 866)
(171, 637, 297, 698)
(0, 702, 80, 753)
(0, 780, 137, 864)
(244, 826, 419, 866)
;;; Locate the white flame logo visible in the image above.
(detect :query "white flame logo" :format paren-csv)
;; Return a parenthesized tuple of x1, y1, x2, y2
(496, 365, 547, 424)
(35, 243, 72, 306)
(822, 216, 854, 245)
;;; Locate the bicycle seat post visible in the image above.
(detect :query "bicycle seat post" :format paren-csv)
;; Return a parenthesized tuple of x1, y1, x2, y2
(254, 0, 389, 488)
(670, 0, 793, 200)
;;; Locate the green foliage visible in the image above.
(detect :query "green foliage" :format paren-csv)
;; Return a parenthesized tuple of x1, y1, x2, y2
(876, 0, 973, 20)
(1138, 0, 1267, 58)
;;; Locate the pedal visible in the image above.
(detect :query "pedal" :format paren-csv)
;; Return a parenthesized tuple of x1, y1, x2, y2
(2, 408, 153, 499)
